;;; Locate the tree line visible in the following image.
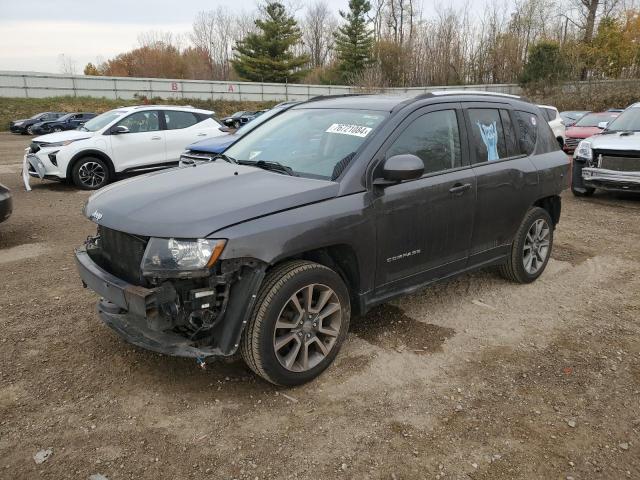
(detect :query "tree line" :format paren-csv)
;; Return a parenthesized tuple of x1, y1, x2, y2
(82, 0, 640, 89)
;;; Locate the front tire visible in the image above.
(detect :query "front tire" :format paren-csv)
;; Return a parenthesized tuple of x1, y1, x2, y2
(499, 207, 554, 284)
(71, 157, 110, 190)
(241, 260, 351, 386)
(26, 126, 34, 135)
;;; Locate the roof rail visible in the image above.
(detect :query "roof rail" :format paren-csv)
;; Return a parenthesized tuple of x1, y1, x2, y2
(430, 90, 521, 99)
(306, 93, 368, 103)
(133, 104, 195, 109)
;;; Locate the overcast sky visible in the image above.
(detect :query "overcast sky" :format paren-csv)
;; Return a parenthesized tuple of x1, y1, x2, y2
(0, 0, 395, 74)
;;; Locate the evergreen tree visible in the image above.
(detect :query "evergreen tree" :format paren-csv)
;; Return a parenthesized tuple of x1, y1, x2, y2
(519, 41, 567, 86)
(334, 0, 374, 83)
(232, 2, 309, 82)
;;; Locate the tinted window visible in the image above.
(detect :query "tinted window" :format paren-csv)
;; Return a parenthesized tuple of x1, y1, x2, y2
(164, 111, 199, 130)
(468, 109, 507, 163)
(386, 110, 462, 174)
(500, 109, 519, 157)
(543, 108, 557, 121)
(117, 111, 160, 133)
(513, 110, 539, 155)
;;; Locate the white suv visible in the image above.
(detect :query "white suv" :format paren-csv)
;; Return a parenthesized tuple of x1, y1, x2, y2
(538, 104, 566, 148)
(23, 105, 226, 190)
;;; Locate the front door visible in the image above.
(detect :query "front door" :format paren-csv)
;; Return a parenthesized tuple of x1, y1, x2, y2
(109, 111, 166, 171)
(373, 105, 477, 297)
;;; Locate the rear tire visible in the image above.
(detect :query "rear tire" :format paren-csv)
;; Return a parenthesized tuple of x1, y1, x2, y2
(71, 157, 110, 190)
(499, 207, 554, 284)
(241, 260, 350, 386)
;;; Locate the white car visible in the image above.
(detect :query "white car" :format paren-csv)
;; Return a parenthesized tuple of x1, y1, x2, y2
(23, 105, 226, 190)
(538, 104, 566, 149)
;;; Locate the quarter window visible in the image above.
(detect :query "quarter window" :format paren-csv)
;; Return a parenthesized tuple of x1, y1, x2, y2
(513, 110, 539, 155)
(164, 111, 199, 130)
(386, 109, 462, 175)
(116, 111, 161, 133)
(468, 109, 507, 163)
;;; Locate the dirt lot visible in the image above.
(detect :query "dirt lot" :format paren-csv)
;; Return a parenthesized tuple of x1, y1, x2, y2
(0, 131, 638, 480)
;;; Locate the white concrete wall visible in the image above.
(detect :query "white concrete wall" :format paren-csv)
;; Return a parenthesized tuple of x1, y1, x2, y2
(0, 71, 523, 101)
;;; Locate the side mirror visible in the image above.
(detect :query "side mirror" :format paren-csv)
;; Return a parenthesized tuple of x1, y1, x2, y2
(374, 154, 424, 185)
(111, 125, 130, 135)
(219, 126, 231, 133)
(597, 121, 609, 129)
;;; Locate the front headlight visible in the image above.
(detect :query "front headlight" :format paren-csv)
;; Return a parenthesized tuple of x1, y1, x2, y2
(141, 238, 226, 277)
(44, 137, 90, 148)
(574, 140, 592, 160)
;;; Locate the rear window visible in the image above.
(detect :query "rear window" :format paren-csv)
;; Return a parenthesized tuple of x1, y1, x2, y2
(164, 111, 199, 130)
(513, 111, 539, 155)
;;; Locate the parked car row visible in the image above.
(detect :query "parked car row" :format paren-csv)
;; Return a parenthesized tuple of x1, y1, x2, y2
(220, 109, 268, 129)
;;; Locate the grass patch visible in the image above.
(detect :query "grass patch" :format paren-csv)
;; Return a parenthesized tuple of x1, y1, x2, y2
(0, 96, 277, 131)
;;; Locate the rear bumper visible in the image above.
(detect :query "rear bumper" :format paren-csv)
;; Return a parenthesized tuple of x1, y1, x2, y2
(0, 184, 12, 223)
(583, 167, 640, 192)
(75, 246, 266, 358)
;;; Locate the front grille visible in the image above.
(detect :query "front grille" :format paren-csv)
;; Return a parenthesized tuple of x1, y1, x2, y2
(97, 226, 149, 285)
(597, 154, 640, 172)
(565, 137, 580, 149)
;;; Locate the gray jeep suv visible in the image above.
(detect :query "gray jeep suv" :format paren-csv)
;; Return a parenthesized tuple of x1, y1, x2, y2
(75, 93, 569, 386)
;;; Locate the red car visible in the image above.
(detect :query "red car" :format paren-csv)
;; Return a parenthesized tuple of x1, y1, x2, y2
(563, 111, 620, 153)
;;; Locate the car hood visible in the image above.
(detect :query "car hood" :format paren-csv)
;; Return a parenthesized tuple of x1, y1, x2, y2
(85, 162, 339, 238)
(588, 131, 640, 151)
(33, 130, 95, 143)
(186, 134, 238, 153)
(566, 126, 601, 138)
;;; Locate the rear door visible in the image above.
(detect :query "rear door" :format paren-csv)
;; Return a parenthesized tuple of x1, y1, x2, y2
(373, 104, 477, 296)
(464, 104, 539, 265)
(108, 110, 166, 171)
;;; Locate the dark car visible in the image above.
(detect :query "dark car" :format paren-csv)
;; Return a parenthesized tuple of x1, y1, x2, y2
(220, 110, 267, 129)
(10, 112, 65, 135)
(31, 112, 97, 135)
(180, 102, 300, 162)
(0, 182, 12, 224)
(75, 93, 569, 386)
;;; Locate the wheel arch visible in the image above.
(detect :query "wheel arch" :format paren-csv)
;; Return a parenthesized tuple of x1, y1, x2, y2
(66, 150, 115, 180)
(533, 195, 561, 226)
(268, 244, 362, 315)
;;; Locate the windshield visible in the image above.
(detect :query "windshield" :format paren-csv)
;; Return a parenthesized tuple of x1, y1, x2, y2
(56, 113, 74, 122)
(605, 107, 640, 132)
(224, 108, 387, 179)
(80, 110, 126, 132)
(575, 113, 618, 128)
(235, 107, 286, 136)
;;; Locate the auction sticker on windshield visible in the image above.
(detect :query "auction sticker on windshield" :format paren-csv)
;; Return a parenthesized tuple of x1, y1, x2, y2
(326, 124, 372, 137)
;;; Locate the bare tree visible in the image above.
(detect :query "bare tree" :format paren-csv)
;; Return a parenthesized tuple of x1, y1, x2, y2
(58, 54, 77, 75)
(303, 1, 337, 67)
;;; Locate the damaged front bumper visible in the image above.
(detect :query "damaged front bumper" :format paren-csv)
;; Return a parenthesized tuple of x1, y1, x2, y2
(75, 246, 265, 358)
(582, 167, 640, 192)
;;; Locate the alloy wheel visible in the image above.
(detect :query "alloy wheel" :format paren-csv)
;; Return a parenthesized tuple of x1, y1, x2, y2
(272, 283, 342, 372)
(522, 218, 550, 275)
(78, 161, 106, 188)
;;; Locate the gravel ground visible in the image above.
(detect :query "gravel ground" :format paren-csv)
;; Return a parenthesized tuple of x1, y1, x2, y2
(0, 132, 638, 480)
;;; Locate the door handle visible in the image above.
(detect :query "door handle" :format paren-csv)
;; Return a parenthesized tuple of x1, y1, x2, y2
(449, 183, 472, 195)
(151, 136, 161, 140)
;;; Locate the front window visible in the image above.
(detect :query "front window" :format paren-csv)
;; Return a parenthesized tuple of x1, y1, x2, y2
(604, 107, 640, 132)
(81, 110, 127, 132)
(56, 113, 74, 122)
(575, 113, 618, 128)
(224, 108, 387, 179)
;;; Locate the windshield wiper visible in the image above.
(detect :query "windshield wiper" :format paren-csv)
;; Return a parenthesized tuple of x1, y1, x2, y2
(241, 160, 296, 176)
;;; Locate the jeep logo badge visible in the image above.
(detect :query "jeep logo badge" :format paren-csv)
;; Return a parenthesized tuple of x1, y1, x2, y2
(90, 210, 103, 222)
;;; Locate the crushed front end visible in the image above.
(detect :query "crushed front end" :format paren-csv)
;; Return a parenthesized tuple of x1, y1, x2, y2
(581, 149, 640, 192)
(75, 226, 265, 358)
